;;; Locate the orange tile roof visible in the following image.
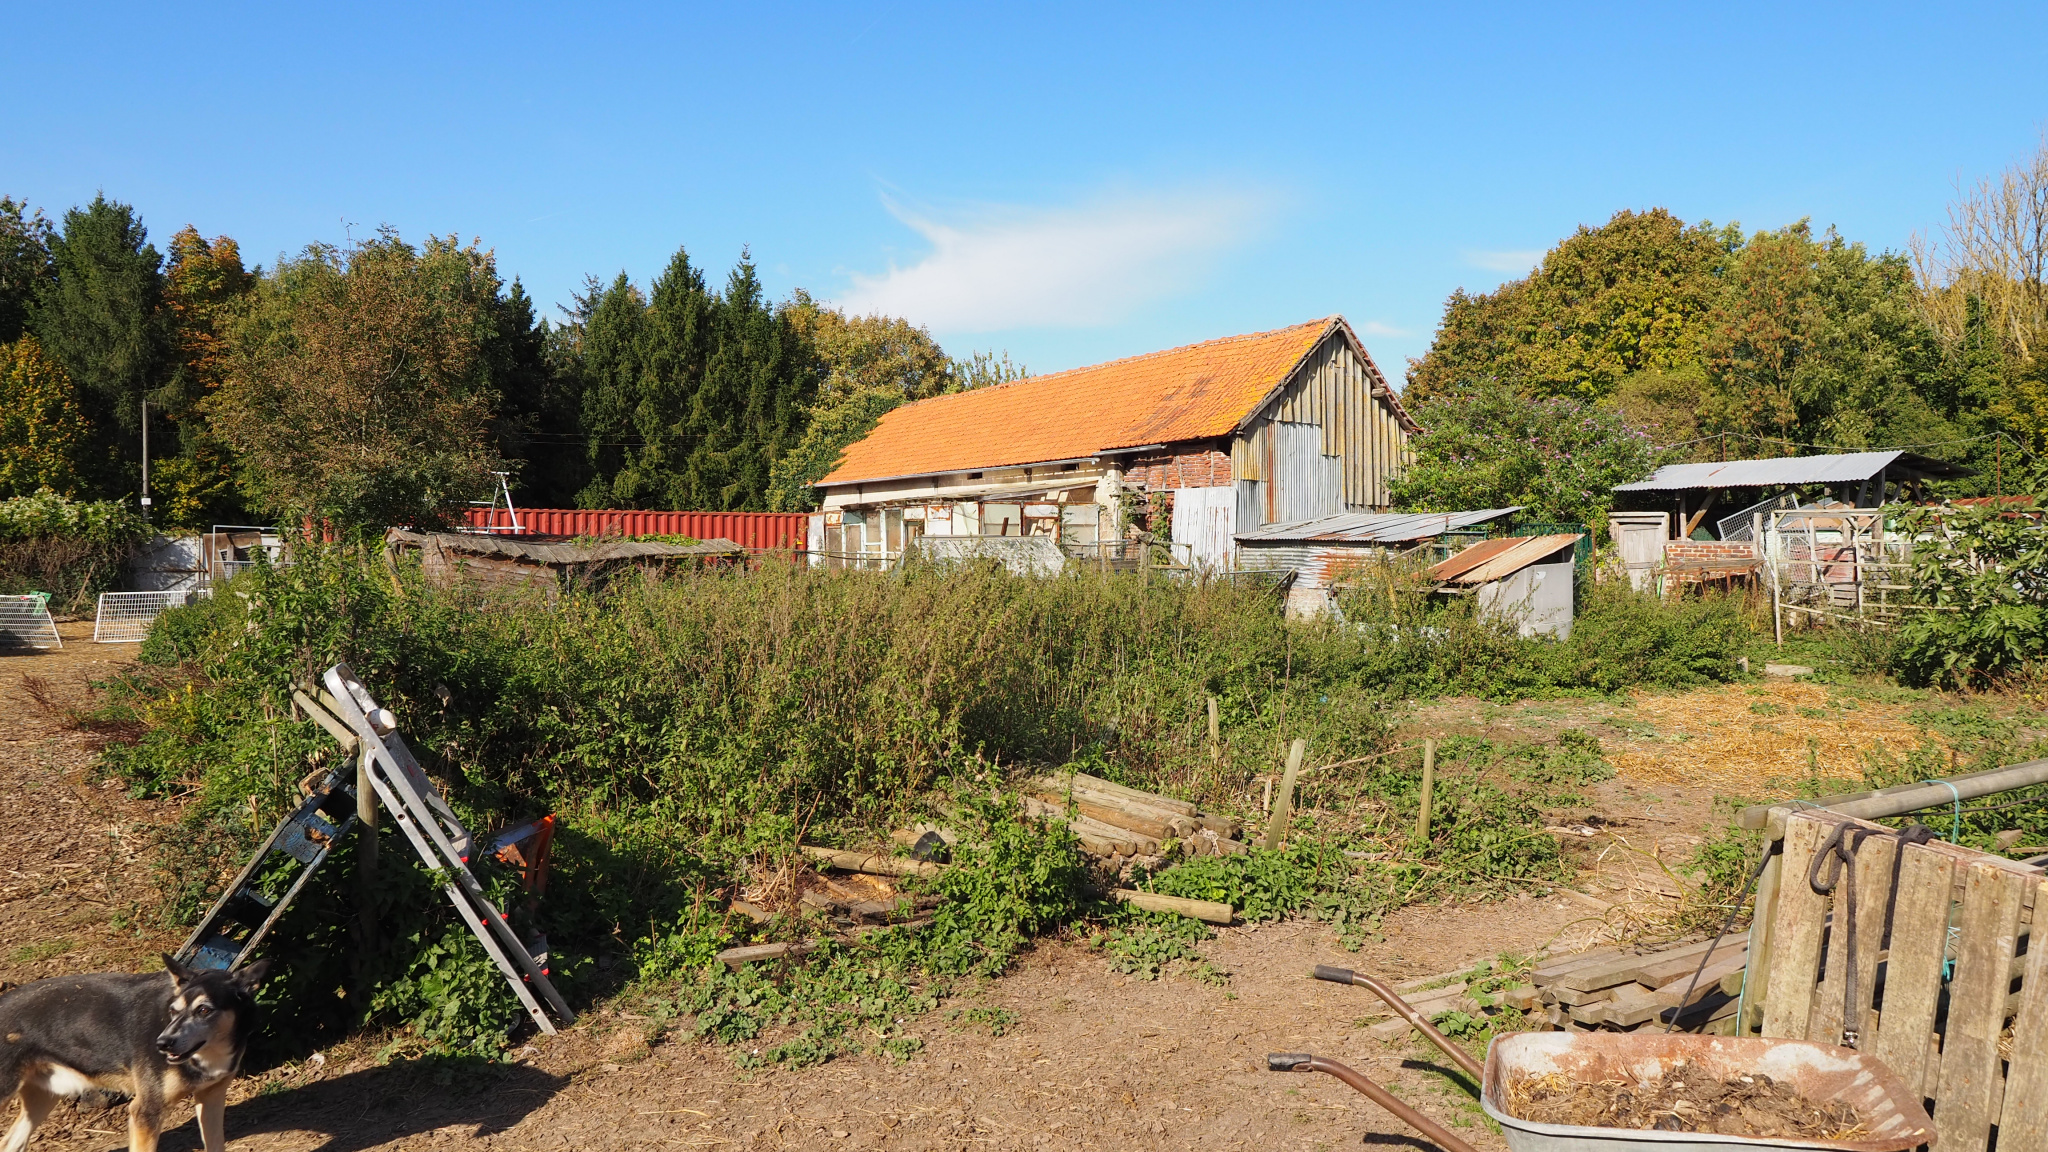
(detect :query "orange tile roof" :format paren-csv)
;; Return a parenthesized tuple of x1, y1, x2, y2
(821, 317, 1402, 486)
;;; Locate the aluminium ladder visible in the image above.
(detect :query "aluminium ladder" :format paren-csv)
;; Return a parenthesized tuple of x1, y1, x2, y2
(318, 663, 575, 1033)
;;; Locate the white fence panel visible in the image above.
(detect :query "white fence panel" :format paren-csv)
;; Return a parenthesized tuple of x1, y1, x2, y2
(0, 595, 62, 649)
(94, 590, 191, 643)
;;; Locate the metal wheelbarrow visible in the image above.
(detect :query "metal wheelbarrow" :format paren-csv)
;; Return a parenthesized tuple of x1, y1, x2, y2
(1267, 966, 1936, 1152)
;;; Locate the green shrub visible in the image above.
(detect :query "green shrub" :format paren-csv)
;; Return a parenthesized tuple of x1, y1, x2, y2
(1892, 504, 2048, 688)
(0, 488, 150, 614)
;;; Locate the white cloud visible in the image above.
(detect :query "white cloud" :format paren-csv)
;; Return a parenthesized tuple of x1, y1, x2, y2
(1463, 248, 1545, 273)
(1357, 320, 1409, 338)
(837, 191, 1260, 331)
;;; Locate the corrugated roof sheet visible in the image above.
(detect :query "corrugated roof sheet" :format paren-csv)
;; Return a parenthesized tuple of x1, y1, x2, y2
(1234, 507, 1522, 544)
(1428, 534, 1583, 585)
(820, 318, 1411, 486)
(1613, 451, 1969, 492)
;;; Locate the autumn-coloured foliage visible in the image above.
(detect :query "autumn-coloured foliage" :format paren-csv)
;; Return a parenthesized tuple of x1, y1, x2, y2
(208, 232, 504, 530)
(0, 335, 92, 498)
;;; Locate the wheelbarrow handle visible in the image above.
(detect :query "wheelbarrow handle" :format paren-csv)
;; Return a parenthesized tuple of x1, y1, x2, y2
(1311, 966, 1484, 1081)
(1266, 1053, 1481, 1152)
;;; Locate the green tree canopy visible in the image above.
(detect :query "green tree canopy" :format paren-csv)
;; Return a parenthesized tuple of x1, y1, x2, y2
(29, 195, 171, 492)
(1389, 377, 1665, 532)
(0, 197, 54, 346)
(1411, 208, 1987, 480)
(765, 292, 964, 511)
(571, 248, 817, 511)
(1408, 209, 1739, 404)
(208, 231, 504, 530)
(0, 336, 92, 498)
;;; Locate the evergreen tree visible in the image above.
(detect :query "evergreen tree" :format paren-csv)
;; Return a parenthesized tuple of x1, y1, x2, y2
(572, 273, 655, 507)
(572, 248, 816, 511)
(0, 197, 54, 346)
(487, 278, 586, 508)
(29, 195, 171, 495)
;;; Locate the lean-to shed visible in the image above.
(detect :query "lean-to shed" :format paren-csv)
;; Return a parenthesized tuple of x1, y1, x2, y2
(1234, 508, 1522, 617)
(1425, 534, 1583, 639)
(385, 530, 745, 599)
(811, 318, 1418, 572)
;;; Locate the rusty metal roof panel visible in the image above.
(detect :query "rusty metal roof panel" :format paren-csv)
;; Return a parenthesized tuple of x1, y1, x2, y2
(1428, 534, 1583, 585)
(1234, 507, 1521, 544)
(1613, 451, 1969, 492)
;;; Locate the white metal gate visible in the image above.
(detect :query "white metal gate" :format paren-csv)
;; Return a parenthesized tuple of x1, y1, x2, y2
(0, 594, 61, 649)
(93, 590, 192, 643)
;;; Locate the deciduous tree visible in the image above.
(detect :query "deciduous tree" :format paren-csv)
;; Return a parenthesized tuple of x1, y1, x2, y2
(0, 336, 92, 498)
(209, 231, 503, 530)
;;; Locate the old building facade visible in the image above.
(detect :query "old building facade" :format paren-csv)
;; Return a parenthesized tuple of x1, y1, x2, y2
(810, 317, 1418, 571)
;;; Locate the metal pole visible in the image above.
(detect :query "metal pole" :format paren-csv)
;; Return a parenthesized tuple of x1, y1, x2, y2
(139, 401, 151, 523)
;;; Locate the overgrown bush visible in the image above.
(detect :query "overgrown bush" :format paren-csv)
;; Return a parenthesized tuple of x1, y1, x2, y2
(1333, 559, 1747, 699)
(99, 545, 1711, 1058)
(1892, 504, 2048, 688)
(0, 488, 149, 615)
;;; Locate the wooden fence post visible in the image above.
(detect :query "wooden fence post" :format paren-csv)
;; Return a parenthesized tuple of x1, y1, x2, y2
(1263, 739, 1307, 851)
(1206, 696, 1221, 766)
(1415, 739, 1436, 842)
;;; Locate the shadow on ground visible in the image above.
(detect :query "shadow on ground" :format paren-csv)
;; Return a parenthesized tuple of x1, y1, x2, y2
(148, 1058, 568, 1152)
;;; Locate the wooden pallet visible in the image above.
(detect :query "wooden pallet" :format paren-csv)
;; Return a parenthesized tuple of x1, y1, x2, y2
(1747, 809, 2047, 1152)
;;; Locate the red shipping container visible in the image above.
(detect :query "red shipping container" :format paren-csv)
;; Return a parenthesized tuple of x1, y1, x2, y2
(462, 508, 808, 551)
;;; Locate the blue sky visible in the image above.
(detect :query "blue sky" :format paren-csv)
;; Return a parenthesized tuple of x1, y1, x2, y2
(6, 2, 2046, 381)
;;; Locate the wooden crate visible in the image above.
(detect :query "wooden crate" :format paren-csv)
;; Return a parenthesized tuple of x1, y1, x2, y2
(1745, 809, 2047, 1152)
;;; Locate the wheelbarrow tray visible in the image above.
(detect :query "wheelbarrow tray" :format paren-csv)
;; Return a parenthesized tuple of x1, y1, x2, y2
(1480, 1032, 1936, 1152)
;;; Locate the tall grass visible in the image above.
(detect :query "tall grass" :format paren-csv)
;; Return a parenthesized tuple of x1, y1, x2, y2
(105, 546, 1747, 1055)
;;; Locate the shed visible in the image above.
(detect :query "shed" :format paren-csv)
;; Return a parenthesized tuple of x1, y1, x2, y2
(1234, 507, 1522, 618)
(385, 530, 745, 598)
(811, 317, 1418, 572)
(1426, 533, 1583, 639)
(1613, 451, 1970, 541)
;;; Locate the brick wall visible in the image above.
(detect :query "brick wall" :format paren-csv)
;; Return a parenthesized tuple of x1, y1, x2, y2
(1126, 448, 1231, 491)
(1664, 540, 1759, 566)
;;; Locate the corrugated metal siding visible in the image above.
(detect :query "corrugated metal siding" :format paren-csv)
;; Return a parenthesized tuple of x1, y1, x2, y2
(462, 508, 809, 550)
(1170, 487, 1237, 572)
(1231, 330, 1413, 510)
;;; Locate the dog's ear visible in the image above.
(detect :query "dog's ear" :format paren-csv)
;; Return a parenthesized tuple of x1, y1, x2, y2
(232, 958, 273, 993)
(162, 953, 193, 984)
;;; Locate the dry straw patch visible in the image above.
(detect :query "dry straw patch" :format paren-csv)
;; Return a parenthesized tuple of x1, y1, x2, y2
(1609, 680, 1941, 795)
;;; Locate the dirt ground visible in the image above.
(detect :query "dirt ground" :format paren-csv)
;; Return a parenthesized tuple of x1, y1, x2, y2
(0, 630, 1932, 1151)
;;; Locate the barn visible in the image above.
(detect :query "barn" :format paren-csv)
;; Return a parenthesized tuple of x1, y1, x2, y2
(809, 317, 1418, 571)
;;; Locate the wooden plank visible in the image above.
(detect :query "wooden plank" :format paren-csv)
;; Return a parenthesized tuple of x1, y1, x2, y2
(1530, 946, 1627, 984)
(1633, 941, 1747, 989)
(1999, 881, 2048, 1152)
(1871, 842, 1958, 1100)
(1808, 833, 1898, 1045)
(1552, 939, 1719, 993)
(1761, 815, 1830, 1039)
(1651, 951, 1750, 1011)
(1740, 849, 1783, 1034)
(1934, 862, 2027, 1152)
(1847, 834, 1898, 1045)
(1549, 983, 1625, 1008)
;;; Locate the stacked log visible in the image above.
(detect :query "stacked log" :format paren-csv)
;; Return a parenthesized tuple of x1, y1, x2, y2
(1022, 772, 1246, 859)
(1530, 939, 1748, 1032)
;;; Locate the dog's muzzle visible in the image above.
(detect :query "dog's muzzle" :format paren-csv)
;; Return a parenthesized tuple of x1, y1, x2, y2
(156, 1035, 201, 1063)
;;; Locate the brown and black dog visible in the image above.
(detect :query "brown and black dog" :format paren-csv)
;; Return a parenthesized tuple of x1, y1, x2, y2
(0, 954, 271, 1151)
